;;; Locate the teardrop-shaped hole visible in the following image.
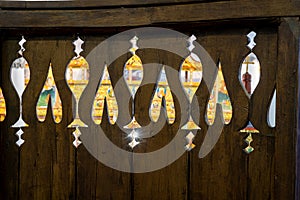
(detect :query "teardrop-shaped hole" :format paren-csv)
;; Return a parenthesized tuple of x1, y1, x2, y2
(239, 52, 261, 98)
(36, 64, 62, 123)
(267, 89, 276, 128)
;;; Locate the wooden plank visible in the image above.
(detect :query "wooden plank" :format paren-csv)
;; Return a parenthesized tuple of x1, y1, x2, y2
(189, 30, 249, 200)
(131, 47, 188, 200)
(0, 0, 216, 9)
(248, 28, 277, 200)
(17, 39, 76, 199)
(76, 37, 132, 200)
(0, 38, 20, 200)
(274, 18, 299, 200)
(0, 0, 299, 28)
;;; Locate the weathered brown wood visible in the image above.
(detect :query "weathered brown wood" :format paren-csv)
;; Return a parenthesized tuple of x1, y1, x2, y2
(0, 14, 299, 200)
(0, 0, 299, 28)
(274, 18, 299, 200)
(189, 30, 249, 200)
(0, 39, 20, 200)
(0, 0, 216, 9)
(15, 39, 76, 199)
(248, 29, 277, 200)
(132, 48, 188, 200)
(76, 37, 132, 200)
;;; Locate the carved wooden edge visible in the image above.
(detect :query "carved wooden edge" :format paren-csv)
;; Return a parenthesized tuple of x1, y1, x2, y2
(0, 0, 299, 28)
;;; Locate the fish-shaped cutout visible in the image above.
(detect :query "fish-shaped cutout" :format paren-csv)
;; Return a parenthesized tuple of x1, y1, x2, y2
(0, 87, 6, 121)
(179, 35, 202, 130)
(92, 64, 118, 125)
(36, 64, 62, 123)
(206, 62, 232, 125)
(149, 66, 175, 124)
(123, 36, 143, 131)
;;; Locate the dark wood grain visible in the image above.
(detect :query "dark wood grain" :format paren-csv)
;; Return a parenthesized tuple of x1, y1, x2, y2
(248, 28, 277, 200)
(76, 37, 132, 200)
(16, 39, 75, 200)
(0, 39, 20, 200)
(0, 0, 299, 28)
(189, 30, 249, 200)
(0, 15, 299, 200)
(0, 0, 218, 9)
(274, 18, 299, 200)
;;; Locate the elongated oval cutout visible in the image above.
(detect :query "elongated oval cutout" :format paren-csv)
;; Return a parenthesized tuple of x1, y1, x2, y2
(206, 62, 232, 125)
(239, 52, 261, 98)
(0, 87, 6, 121)
(123, 54, 143, 99)
(36, 64, 62, 123)
(179, 53, 202, 103)
(267, 89, 276, 128)
(149, 66, 175, 124)
(92, 64, 118, 125)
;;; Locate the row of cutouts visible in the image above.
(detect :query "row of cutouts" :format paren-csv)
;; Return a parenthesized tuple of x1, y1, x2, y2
(0, 32, 276, 154)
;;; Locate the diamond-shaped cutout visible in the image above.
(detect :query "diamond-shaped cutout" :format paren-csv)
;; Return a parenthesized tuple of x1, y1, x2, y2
(15, 129, 25, 147)
(185, 131, 195, 151)
(244, 146, 254, 154)
(129, 138, 140, 149)
(244, 134, 253, 144)
(72, 127, 82, 148)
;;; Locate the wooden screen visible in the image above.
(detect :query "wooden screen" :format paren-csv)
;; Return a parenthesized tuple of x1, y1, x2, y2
(0, 20, 298, 200)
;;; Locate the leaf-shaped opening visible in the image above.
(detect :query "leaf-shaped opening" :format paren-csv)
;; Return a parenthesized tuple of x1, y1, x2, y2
(92, 65, 118, 125)
(36, 64, 62, 123)
(149, 66, 175, 124)
(206, 62, 232, 125)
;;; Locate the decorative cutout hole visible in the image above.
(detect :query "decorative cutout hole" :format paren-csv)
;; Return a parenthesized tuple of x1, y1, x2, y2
(206, 61, 232, 125)
(239, 52, 261, 98)
(36, 63, 62, 123)
(123, 36, 143, 149)
(149, 66, 175, 124)
(179, 35, 202, 130)
(0, 87, 6, 122)
(92, 64, 118, 125)
(267, 89, 276, 128)
(10, 36, 30, 147)
(65, 37, 89, 148)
